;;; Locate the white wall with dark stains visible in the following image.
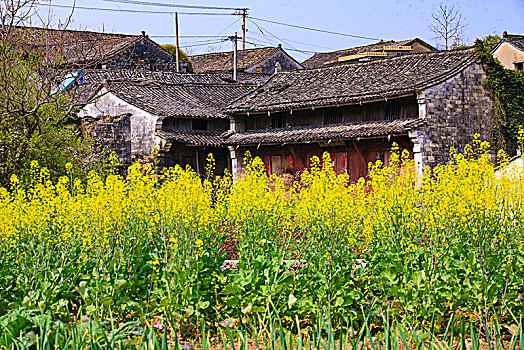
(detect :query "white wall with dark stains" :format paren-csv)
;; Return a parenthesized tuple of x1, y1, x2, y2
(79, 88, 162, 164)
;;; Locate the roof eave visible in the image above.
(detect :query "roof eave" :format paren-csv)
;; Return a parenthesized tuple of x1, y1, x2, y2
(225, 132, 412, 147)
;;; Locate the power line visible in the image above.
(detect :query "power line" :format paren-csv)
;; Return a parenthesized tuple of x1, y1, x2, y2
(36, 3, 231, 15)
(151, 35, 228, 38)
(215, 18, 241, 36)
(182, 39, 225, 48)
(248, 18, 300, 51)
(248, 16, 381, 41)
(245, 39, 319, 55)
(249, 30, 334, 51)
(102, 0, 245, 11)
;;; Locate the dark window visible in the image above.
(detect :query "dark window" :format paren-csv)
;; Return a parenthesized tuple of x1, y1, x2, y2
(385, 101, 401, 120)
(272, 113, 286, 128)
(324, 107, 343, 124)
(256, 116, 268, 129)
(515, 62, 524, 71)
(192, 119, 208, 130)
(150, 59, 157, 71)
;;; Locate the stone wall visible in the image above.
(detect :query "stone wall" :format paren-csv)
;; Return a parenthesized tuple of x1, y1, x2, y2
(102, 37, 189, 72)
(79, 89, 161, 165)
(82, 114, 132, 167)
(411, 62, 494, 170)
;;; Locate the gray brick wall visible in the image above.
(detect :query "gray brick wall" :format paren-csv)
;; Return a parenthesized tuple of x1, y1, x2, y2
(414, 63, 495, 169)
(102, 37, 188, 72)
(82, 114, 132, 167)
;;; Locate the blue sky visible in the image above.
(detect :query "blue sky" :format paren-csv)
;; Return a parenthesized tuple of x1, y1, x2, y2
(34, 0, 523, 61)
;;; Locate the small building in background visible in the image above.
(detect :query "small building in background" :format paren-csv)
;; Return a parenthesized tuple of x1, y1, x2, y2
(189, 45, 303, 75)
(225, 49, 494, 180)
(78, 71, 263, 174)
(492, 32, 524, 71)
(17, 26, 190, 72)
(301, 38, 436, 68)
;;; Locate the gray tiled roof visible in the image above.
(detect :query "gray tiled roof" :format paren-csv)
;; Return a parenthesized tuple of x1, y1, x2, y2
(224, 118, 426, 146)
(103, 79, 256, 119)
(157, 130, 224, 147)
(16, 27, 142, 64)
(227, 49, 476, 114)
(82, 69, 269, 86)
(72, 70, 263, 118)
(502, 34, 524, 51)
(190, 47, 280, 73)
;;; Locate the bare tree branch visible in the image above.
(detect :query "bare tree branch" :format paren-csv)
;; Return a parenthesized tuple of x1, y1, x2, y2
(429, 4, 467, 50)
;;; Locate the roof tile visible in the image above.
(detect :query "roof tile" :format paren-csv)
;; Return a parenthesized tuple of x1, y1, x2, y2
(190, 47, 280, 73)
(301, 38, 436, 68)
(224, 118, 426, 145)
(157, 130, 225, 147)
(228, 49, 476, 114)
(502, 34, 524, 51)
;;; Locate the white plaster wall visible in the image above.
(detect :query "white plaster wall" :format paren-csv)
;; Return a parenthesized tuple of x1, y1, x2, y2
(79, 88, 162, 160)
(496, 156, 524, 180)
(493, 42, 524, 70)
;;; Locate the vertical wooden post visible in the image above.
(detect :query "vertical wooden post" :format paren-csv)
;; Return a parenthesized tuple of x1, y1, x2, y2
(175, 12, 180, 72)
(233, 32, 238, 81)
(241, 9, 246, 50)
(196, 148, 200, 174)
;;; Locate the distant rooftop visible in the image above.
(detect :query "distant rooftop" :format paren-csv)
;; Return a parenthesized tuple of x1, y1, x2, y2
(189, 46, 294, 73)
(301, 38, 436, 69)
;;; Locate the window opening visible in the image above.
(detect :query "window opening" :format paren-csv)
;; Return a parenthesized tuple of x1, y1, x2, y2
(272, 113, 286, 128)
(385, 101, 401, 120)
(324, 107, 343, 124)
(192, 119, 208, 130)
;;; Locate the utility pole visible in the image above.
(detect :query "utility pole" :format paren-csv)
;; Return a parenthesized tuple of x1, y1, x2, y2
(225, 32, 240, 80)
(234, 8, 248, 50)
(233, 31, 238, 81)
(241, 8, 247, 50)
(175, 12, 180, 72)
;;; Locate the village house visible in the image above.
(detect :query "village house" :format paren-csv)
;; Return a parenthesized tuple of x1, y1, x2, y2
(301, 38, 436, 68)
(492, 32, 524, 71)
(224, 48, 494, 181)
(78, 70, 263, 173)
(189, 45, 303, 74)
(16, 26, 190, 72)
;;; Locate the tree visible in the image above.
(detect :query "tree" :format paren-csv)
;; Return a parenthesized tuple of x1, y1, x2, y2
(0, 1, 105, 186)
(429, 4, 467, 50)
(161, 44, 193, 72)
(481, 33, 502, 52)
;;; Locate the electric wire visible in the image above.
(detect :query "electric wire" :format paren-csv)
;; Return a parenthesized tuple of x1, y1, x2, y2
(248, 16, 381, 41)
(248, 18, 300, 51)
(245, 39, 318, 55)
(36, 3, 231, 15)
(182, 39, 224, 48)
(102, 0, 244, 11)
(249, 30, 334, 51)
(36, 2, 378, 55)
